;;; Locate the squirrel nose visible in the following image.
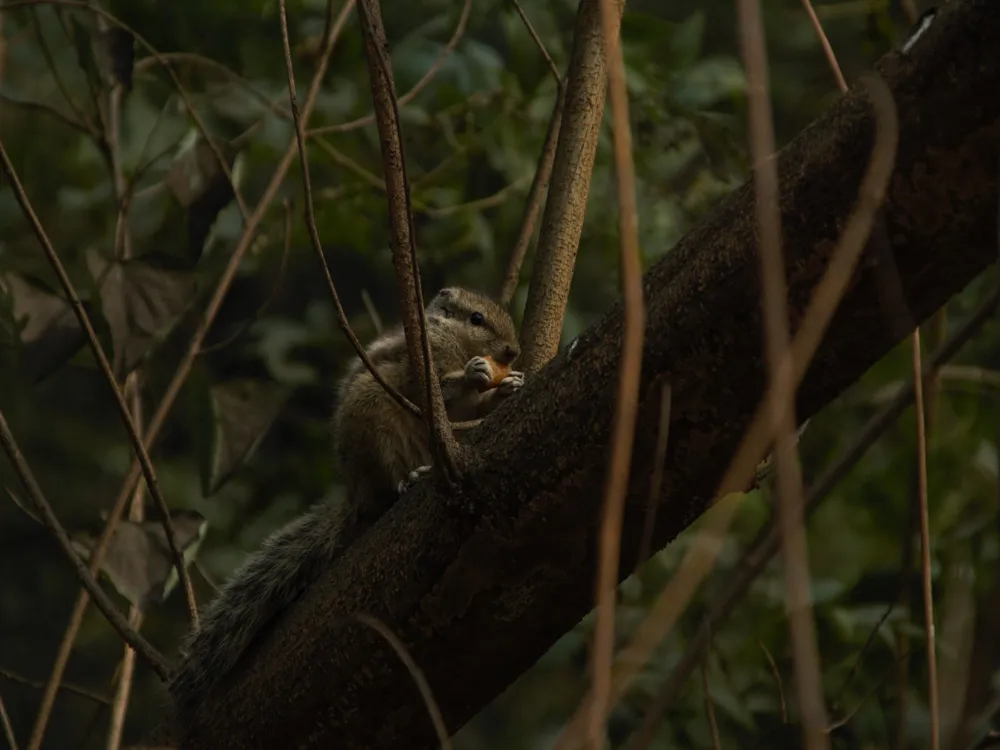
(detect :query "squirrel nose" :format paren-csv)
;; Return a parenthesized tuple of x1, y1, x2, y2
(501, 344, 520, 364)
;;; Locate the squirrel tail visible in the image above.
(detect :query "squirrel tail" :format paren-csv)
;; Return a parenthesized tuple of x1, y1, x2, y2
(167, 500, 351, 717)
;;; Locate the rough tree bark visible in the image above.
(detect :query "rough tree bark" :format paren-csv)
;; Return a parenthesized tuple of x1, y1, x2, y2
(163, 0, 1000, 747)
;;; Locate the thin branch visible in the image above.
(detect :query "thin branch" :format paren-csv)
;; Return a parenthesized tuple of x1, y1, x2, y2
(509, 0, 561, 83)
(760, 642, 789, 723)
(278, 0, 421, 420)
(104, 381, 148, 750)
(133, 52, 292, 121)
(635, 380, 672, 566)
(800, 0, 847, 92)
(500, 83, 566, 305)
(518, 0, 617, 374)
(737, 0, 829, 745)
(0, 409, 170, 681)
(354, 615, 452, 750)
(101, 58, 148, 748)
(913, 330, 941, 750)
(25, 5, 355, 747)
(308, 0, 471, 137)
(0, 669, 111, 707)
(361, 288, 384, 335)
(498, 0, 564, 305)
(589, 0, 641, 745)
(0, 139, 199, 628)
(0, 690, 17, 750)
(424, 175, 531, 219)
(625, 288, 1000, 750)
(356, 0, 458, 480)
(0, 92, 91, 135)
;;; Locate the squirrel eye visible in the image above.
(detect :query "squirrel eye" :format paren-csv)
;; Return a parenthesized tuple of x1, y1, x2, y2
(470, 311, 485, 326)
(442, 307, 452, 318)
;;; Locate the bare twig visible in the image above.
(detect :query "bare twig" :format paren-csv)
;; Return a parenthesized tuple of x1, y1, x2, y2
(354, 615, 452, 750)
(761, 642, 789, 723)
(356, 0, 458, 480)
(308, 0, 471, 137)
(0, 409, 170, 681)
(913, 330, 941, 750)
(737, 0, 829, 745)
(0, 668, 111, 707)
(800, 0, 847, 92)
(589, 0, 641, 744)
(500, 83, 566, 305)
(624, 288, 999, 750)
(498, 0, 565, 305)
(104, 386, 148, 750)
(278, 0, 422, 422)
(0, 92, 91, 134)
(101, 59, 149, 748)
(518, 0, 619, 373)
(26, 5, 354, 747)
(636, 380, 673, 566)
(361, 289, 384, 335)
(509, 0, 561, 83)
(0, 689, 17, 750)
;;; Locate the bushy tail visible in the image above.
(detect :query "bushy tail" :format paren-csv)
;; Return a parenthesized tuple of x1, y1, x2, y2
(168, 501, 351, 717)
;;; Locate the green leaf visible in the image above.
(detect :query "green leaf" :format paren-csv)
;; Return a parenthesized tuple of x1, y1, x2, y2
(71, 16, 106, 94)
(199, 378, 289, 496)
(164, 136, 239, 264)
(87, 250, 198, 379)
(0, 272, 87, 383)
(71, 510, 208, 608)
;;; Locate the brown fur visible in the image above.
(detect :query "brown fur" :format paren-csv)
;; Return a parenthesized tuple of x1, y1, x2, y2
(167, 288, 522, 722)
(334, 287, 521, 523)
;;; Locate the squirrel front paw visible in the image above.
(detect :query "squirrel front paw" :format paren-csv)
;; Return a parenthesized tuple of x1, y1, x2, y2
(464, 356, 494, 390)
(495, 371, 524, 398)
(397, 464, 432, 495)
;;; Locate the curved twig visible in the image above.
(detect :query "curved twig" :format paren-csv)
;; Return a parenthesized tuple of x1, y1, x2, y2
(0, 410, 170, 681)
(278, 0, 421, 419)
(356, 0, 458, 479)
(308, 0, 471, 137)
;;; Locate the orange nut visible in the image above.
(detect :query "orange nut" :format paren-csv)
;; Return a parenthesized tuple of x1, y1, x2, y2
(478, 356, 511, 392)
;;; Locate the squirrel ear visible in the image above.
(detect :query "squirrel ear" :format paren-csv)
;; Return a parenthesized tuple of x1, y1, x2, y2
(436, 287, 455, 298)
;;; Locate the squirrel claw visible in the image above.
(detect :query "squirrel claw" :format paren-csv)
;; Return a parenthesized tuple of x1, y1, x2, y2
(397, 465, 432, 495)
(464, 356, 494, 389)
(496, 371, 524, 397)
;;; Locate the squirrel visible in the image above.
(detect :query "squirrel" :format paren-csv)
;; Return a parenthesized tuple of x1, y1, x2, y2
(166, 287, 523, 721)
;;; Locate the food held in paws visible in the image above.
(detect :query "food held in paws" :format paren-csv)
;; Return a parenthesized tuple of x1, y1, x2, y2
(479, 355, 511, 391)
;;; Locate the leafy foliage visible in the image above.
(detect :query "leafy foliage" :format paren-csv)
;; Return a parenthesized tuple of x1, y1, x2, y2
(3, 0, 994, 749)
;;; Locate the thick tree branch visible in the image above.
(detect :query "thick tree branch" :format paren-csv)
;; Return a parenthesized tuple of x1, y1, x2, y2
(164, 1, 1000, 748)
(518, 0, 623, 373)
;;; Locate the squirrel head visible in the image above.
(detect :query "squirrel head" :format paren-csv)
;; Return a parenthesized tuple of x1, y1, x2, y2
(426, 287, 520, 366)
